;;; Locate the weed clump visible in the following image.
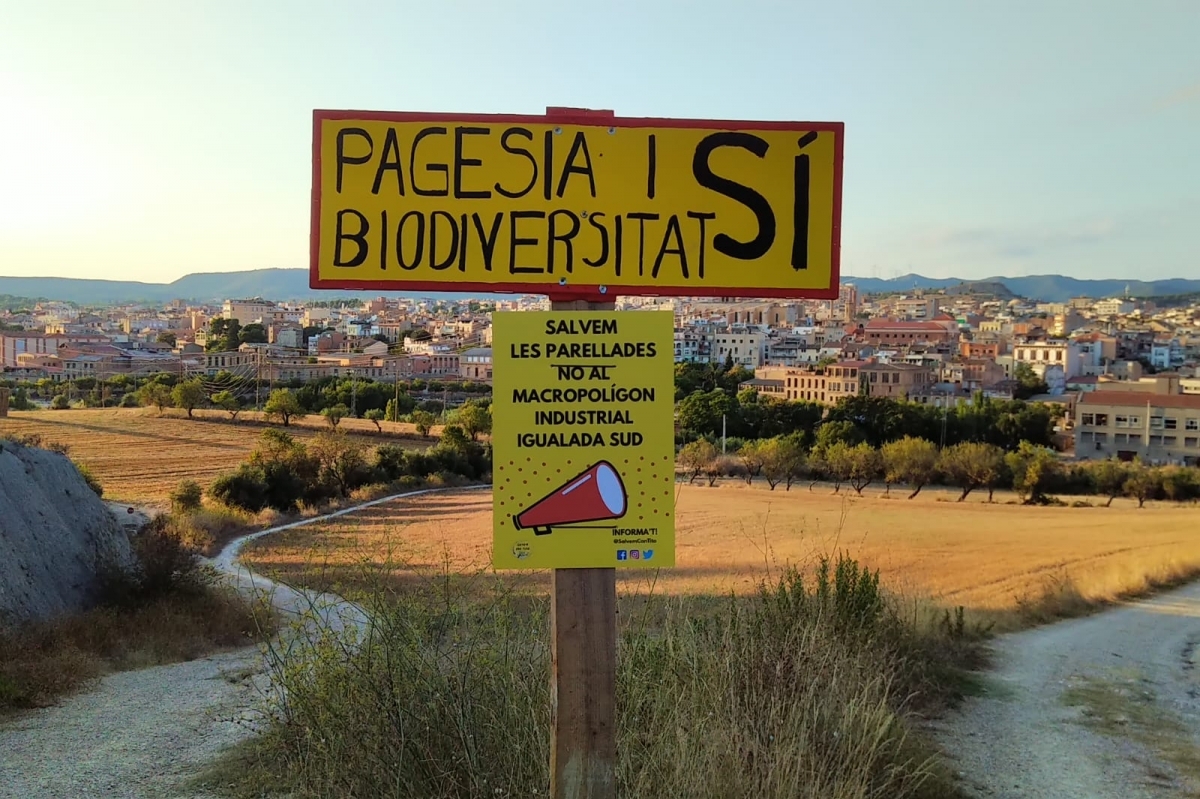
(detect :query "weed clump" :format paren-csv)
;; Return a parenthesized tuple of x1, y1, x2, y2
(233, 554, 982, 799)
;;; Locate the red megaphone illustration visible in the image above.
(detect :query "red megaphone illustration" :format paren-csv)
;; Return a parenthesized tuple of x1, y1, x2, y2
(513, 460, 628, 535)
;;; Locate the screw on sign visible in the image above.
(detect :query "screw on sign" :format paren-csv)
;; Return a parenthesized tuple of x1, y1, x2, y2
(310, 105, 844, 799)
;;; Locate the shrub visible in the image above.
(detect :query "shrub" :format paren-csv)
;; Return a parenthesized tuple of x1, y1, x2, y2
(98, 517, 208, 607)
(245, 556, 973, 799)
(374, 444, 410, 481)
(170, 480, 204, 515)
(50, 394, 70, 410)
(209, 467, 270, 513)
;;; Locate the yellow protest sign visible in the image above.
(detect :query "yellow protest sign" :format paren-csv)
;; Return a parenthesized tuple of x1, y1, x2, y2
(311, 110, 843, 299)
(492, 310, 675, 569)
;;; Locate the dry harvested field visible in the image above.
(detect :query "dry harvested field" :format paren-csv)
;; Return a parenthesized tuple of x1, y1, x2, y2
(242, 483, 1200, 617)
(0, 408, 429, 506)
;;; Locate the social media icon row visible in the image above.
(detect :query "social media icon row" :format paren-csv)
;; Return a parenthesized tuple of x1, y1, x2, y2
(616, 549, 654, 561)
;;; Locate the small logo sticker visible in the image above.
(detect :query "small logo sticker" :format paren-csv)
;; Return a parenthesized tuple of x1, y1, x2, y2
(512, 541, 531, 560)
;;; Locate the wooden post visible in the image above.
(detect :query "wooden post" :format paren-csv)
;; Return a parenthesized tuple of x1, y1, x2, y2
(0, 386, 9, 418)
(549, 297, 617, 799)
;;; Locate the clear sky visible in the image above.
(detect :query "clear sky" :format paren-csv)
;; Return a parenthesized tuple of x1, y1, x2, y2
(2, 0, 1197, 284)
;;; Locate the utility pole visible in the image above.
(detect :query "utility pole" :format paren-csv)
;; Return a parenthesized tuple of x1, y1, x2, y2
(351, 369, 358, 416)
(255, 349, 262, 411)
(722, 413, 727, 453)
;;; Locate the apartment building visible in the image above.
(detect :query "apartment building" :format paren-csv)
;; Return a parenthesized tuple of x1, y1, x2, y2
(941, 358, 1007, 390)
(1012, 338, 1096, 378)
(673, 329, 711, 363)
(960, 339, 1001, 359)
(750, 362, 863, 406)
(460, 347, 493, 381)
(222, 299, 278, 325)
(1075, 392, 1200, 466)
(859, 362, 935, 399)
(712, 329, 767, 368)
(1095, 298, 1135, 316)
(0, 332, 109, 368)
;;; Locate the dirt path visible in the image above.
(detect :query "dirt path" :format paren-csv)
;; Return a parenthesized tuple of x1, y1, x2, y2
(934, 582, 1200, 798)
(0, 489, 466, 799)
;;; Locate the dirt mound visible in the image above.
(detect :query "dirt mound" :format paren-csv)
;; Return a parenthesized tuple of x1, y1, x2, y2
(0, 439, 134, 624)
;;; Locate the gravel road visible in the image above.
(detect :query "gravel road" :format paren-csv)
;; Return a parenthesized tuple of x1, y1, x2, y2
(0, 489, 468, 799)
(933, 581, 1200, 798)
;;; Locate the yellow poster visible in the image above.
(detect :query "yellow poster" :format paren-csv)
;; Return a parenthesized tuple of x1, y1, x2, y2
(311, 111, 843, 298)
(492, 310, 675, 569)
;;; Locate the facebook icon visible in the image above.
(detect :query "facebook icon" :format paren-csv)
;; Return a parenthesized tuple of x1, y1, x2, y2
(616, 550, 628, 561)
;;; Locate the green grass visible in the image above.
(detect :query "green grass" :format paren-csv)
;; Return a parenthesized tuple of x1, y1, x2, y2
(200, 554, 984, 799)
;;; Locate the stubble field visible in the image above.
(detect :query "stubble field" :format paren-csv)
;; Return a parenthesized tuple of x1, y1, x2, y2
(0, 408, 429, 506)
(6, 409, 1199, 620)
(241, 483, 1200, 619)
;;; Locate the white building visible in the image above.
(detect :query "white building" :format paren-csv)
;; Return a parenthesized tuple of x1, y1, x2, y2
(1095, 298, 1135, 316)
(1149, 338, 1184, 370)
(712, 329, 767, 368)
(1013, 338, 1094, 379)
(223, 298, 277, 325)
(673, 329, 711, 363)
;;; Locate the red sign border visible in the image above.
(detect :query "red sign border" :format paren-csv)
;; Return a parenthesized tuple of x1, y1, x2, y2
(310, 108, 844, 301)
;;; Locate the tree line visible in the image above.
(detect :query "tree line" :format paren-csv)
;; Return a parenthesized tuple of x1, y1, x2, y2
(679, 388, 1058, 453)
(3, 372, 490, 413)
(679, 434, 1200, 507)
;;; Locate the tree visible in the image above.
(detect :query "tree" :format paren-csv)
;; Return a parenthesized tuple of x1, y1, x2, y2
(677, 389, 734, 438)
(264, 388, 304, 427)
(822, 441, 854, 493)
(1013, 363, 1049, 401)
(211, 390, 241, 420)
(308, 432, 370, 498)
(738, 440, 767, 485)
(440, 424, 471, 451)
(678, 439, 718, 484)
(50, 394, 70, 410)
(845, 443, 882, 495)
(321, 403, 349, 429)
(458, 403, 491, 441)
(365, 408, 385, 432)
(1005, 442, 1059, 505)
(156, 331, 176, 348)
(813, 420, 865, 452)
(881, 436, 940, 499)
(1089, 460, 1131, 507)
(411, 409, 436, 437)
(939, 442, 1006, 502)
(1161, 468, 1200, 503)
(780, 434, 808, 490)
(207, 317, 242, 352)
(9, 387, 34, 411)
(239, 323, 268, 345)
(171, 378, 205, 419)
(138, 382, 173, 415)
(1123, 461, 1161, 508)
(760, 436, 805, 490)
